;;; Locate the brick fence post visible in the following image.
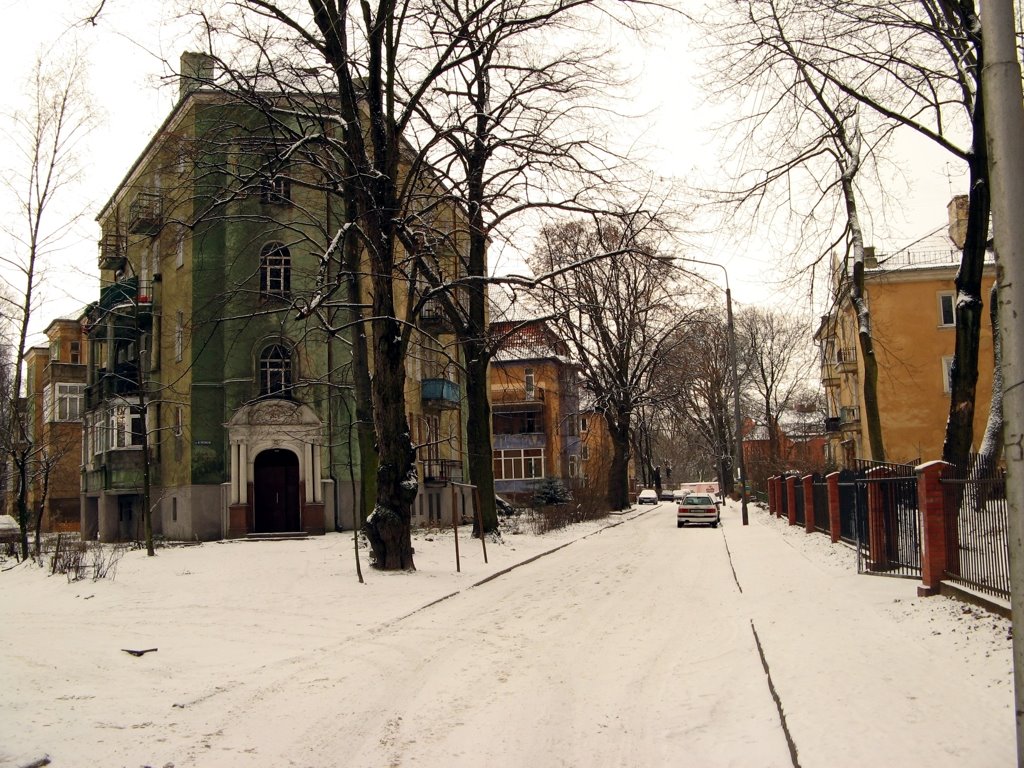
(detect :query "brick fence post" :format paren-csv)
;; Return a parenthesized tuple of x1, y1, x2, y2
(826, 471, 841, 543)
(803, 475, 815, 534)
(917, 460, 954, 597)
(865, 466, 892, 571)
(767, 476, 775, 516)
(786, 475, 797, 526)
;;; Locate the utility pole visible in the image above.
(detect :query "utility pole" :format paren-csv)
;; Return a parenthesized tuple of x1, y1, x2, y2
(682, 258, 749, 525)
(978, 3, 1024, 764)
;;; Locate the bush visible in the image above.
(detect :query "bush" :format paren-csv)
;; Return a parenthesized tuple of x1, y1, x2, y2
(532, 477, 572, 506)
(48, 535, 127, 582)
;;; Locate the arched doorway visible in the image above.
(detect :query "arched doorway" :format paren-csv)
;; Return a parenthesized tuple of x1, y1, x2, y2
(253, 448, 300, 532)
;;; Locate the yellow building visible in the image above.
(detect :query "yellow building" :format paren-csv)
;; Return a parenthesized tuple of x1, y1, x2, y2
(489, 319, 580, 500)
(815, 197, 996, 466)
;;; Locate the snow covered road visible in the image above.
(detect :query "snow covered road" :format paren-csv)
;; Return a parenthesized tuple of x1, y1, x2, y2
(1, 500, 1013, 767)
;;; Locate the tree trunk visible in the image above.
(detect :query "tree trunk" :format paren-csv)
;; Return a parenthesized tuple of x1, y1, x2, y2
(465, 337, 497, 533)
(942, 132, 990, 470)
(605, 412, 632, 511)
(970, 283, 1002, 511)
(344, 227, 377, 528)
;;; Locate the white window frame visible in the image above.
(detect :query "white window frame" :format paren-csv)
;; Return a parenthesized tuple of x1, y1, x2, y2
(942, 355, 955, 393)
(493, 448, 545, 480)
(938, 292, 956, 327)
(175, 311, 184, 362)
(49, 383, 85, 422)
(107, 403, 145, 450)
(524, 368, 535, 399)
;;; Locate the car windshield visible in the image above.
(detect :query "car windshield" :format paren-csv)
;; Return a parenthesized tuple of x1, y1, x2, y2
(685, 495, 714, 505)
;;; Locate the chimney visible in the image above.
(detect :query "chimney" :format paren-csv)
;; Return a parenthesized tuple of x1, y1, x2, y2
(863, 246, 877, 268)
(180, 52, 215, 101)
(947, 195, 969, 249)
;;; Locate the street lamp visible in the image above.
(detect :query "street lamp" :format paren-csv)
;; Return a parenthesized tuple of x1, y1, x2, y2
(680, 257, 749, 526)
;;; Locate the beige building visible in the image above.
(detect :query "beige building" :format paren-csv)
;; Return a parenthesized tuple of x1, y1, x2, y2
(815, 197, 996, 466)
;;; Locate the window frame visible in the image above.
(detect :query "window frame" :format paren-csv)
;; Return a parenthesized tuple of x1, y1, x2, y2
(260, 243, 291, 299)
(938, 292, 956, 327)
(942, 355, 955, 393)
(258, 343, 293, 398)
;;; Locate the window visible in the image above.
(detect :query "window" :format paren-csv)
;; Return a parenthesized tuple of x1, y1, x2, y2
(176, 234, 185, 269)
(172, 497, 178, 522)
(569, 455, 579, 478)
(55, 384, 85, 422)
(939, 293, 955, 327)
(942, 355, 955, 393)
(581, 445, 590, 461)
(173, 407, 184, 437)
(49, 341, 60, 361)
(525, 368, 535, 398)
(260, 243, 291, 298)
(108, 404, 144, 449)
(260, 173, 291, 205)
(175, 311, 184, 362)
(580, 416, 589, 432)
(69, 341, 81, 365)
(259, 344, 293, 397)
(492, 448, 545, 480)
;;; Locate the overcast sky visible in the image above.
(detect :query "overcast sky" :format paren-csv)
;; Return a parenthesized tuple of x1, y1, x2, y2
(2, 0, 969, 346)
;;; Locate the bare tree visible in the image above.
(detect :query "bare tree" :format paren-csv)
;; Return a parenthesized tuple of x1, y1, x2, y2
(407, 0, 632, 532)
(737, 305, 816, 469)
(658, 311, 738, 500)
(531, 214, 696, 510)
(0, 52, 93, 560)
(706, 0, 995, 470)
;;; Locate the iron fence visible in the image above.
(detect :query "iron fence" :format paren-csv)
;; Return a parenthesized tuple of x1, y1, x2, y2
(812, 473, 830, 534)
(852, 460, 920, 578)
(941, 461, 1011, 600)
(793, 476, 805, 526)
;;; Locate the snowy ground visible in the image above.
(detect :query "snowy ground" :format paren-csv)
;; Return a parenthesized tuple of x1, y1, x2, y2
(0, 501, 1013, 767)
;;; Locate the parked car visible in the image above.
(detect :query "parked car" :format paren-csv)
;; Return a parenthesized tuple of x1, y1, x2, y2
(672, 489, 688, 502)
(677, 494, 721, 528)
(659, 487, 675, 501)
(637, 489, 659, 505)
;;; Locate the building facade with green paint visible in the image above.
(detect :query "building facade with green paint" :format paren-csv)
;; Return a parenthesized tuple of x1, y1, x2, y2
(81, 53, 471, 541)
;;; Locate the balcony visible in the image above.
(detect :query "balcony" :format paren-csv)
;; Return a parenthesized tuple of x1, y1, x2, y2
(419, 298, 454, 333)
(86, 363, 142, 408)
(128, 189, 164, 235)
(421, 378, 461, 409)
(821, 363, 840, 389)
(84, 450, 149, 493)
(98, 232, 127, 271)
(839, 406, 861, 427)
(420, 458, 463, 486)
(90, 278, 153, 327)
(493, 386, 545, 409)
(836, 346, 857, 372)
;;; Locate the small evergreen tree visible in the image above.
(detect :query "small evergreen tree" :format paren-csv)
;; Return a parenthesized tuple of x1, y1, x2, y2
(533, 477, 572, 506)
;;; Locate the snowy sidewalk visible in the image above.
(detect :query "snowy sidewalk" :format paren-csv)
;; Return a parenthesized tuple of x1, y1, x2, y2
(722, 500, 1014, 767)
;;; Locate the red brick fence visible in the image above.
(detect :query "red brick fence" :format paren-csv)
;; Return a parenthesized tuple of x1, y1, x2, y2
(765, 461, 1010, 604)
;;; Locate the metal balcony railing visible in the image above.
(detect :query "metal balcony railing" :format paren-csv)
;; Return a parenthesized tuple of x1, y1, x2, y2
(420, 458, 463, 485)
(128, 189, 164, 235)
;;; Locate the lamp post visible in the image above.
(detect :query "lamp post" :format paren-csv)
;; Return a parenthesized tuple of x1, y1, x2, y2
(681, 257, 749, 526)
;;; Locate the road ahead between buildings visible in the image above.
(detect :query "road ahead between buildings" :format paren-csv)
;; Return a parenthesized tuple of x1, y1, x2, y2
(184, 503, 797, 767)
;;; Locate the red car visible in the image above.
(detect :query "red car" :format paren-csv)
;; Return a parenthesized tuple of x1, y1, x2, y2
(677, 494, 720, 528)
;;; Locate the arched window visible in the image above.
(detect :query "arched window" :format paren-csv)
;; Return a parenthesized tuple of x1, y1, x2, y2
(260, 243, 290, 298)
(259, 344, 293, 397)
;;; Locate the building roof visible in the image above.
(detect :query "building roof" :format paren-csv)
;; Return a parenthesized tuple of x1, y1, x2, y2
(491, 318, 572, 364)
